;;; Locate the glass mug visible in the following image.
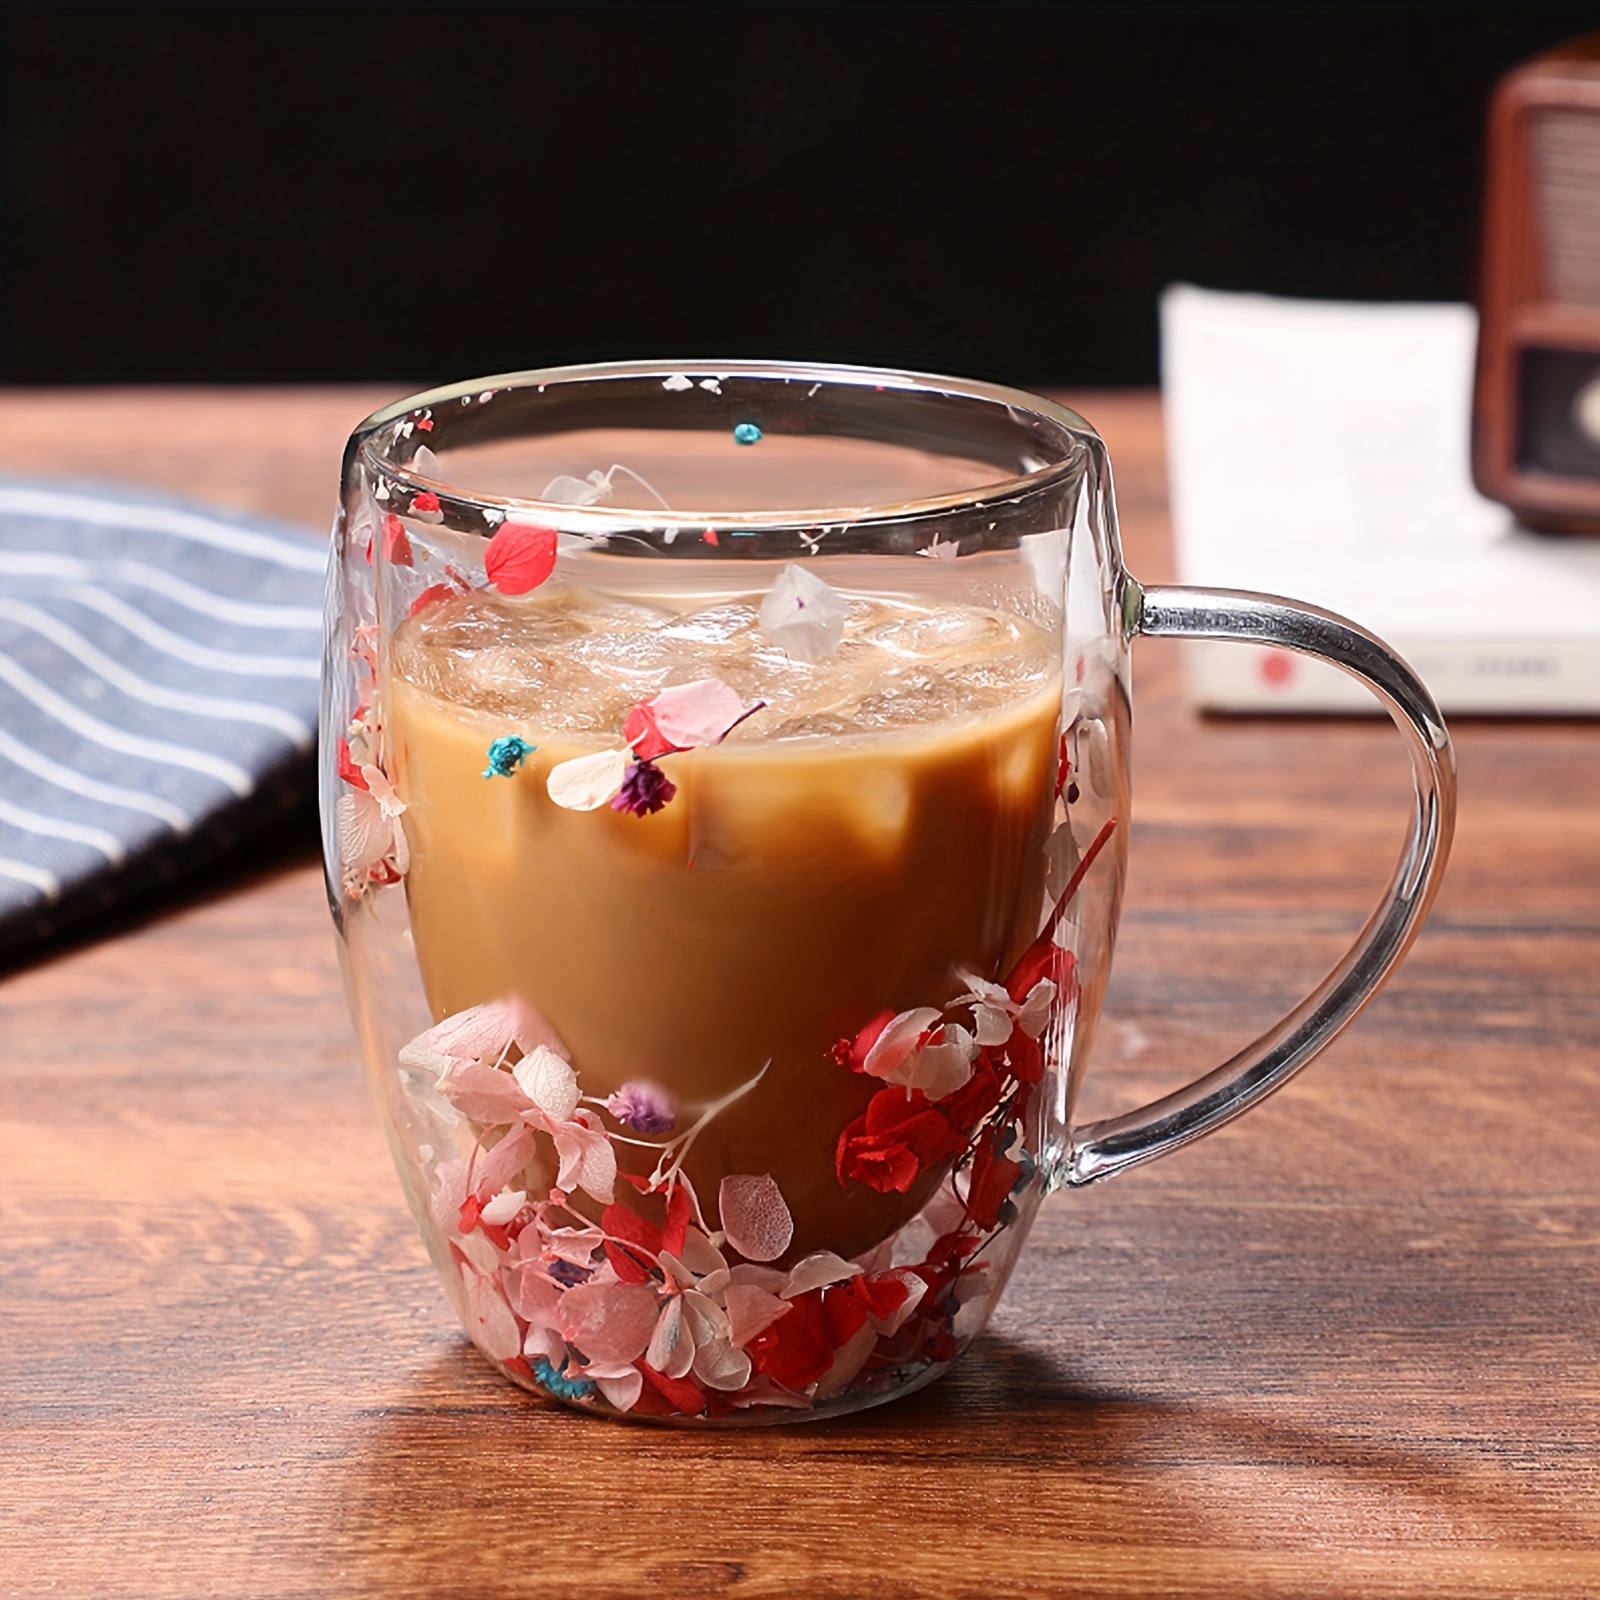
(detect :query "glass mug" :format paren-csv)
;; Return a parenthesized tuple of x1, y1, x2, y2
(321, 361, 1454, 1426)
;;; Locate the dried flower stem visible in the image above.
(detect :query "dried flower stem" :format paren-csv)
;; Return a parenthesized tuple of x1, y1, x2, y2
(648, 1061, 770, 1194)
(1040, 815, 1118, 944)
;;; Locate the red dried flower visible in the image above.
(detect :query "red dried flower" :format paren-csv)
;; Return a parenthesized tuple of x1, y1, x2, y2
(938, 1056, 1006, 1130)
(835, 1086, 968, 1194)
(1002, 1027, 1044, 1086)
(621, 702, 674, 762)
(411, 491, 442, 514)
(851, 1273, 911, 1322)
(965, 1125, 1023, 1231)
(660, 1182, 691, 1258)
(336, 736, 369, 790)
(819, 1283, 869, 1349)
(636, 1361, 707, 1416)
(845, 1008, 896, 1073)
(601, 1202, 660, 1285)
(408, 582, 455, 617)
(382, 512, 413, 567)
(745, 1288, 835, 1390)
(1007, 941, 1076, 1009)
(484, 520, 558, 594)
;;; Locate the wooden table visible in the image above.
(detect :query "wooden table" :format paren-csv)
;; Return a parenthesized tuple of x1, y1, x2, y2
(2, 390, 1597, 1599)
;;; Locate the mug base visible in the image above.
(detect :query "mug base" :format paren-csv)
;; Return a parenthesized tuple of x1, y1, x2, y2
(484, 1345, 963, 1429)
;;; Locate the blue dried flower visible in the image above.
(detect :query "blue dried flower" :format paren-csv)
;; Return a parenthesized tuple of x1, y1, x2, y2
(482, 735, 535, 779)
(733, 422, 763, 445)
(610, 757, 677, 816)
(531, 1355, 596, 1402)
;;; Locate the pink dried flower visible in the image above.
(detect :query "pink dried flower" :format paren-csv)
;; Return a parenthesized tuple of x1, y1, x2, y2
(645, 679, 750, 749)
(623, 679, 760, 761)
(719, 1173, 795, 1263)
(548, 679, 760, 818)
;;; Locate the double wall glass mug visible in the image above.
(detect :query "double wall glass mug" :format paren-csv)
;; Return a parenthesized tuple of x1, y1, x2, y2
(321, 362, 1454, 1426)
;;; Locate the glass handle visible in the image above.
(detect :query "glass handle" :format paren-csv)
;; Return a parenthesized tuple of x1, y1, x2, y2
(1063, 582, 1457, 1187)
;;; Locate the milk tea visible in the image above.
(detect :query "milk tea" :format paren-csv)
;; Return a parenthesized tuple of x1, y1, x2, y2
(386, 585, 1061, 1259)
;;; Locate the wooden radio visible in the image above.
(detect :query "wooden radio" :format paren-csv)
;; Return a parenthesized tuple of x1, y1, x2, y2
(1473, 32, 1600, 535)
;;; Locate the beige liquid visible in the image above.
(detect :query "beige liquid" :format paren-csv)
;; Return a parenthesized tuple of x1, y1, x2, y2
(387, 586, 1061, 1258)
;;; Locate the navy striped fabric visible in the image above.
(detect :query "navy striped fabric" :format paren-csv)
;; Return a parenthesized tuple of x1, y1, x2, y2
(0, 477, 326, 964)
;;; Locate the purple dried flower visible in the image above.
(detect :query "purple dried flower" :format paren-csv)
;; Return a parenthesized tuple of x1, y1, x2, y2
(603, 1080, 678, 1134)
(610, 758, 677, 817)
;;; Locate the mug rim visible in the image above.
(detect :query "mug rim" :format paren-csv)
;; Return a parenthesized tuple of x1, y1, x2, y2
(354, 358, 1100, 533)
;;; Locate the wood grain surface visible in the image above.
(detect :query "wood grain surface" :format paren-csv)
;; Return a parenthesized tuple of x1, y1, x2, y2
(2, 389, 1597, 1599)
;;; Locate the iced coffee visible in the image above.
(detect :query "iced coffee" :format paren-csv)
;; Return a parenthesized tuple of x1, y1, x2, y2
(385, 583, 1062, 1264)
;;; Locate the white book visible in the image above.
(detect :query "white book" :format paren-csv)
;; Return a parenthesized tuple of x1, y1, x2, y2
(1160, 284, 1600, 714)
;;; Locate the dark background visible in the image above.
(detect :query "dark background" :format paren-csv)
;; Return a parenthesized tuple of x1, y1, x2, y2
(6, 5, 1598, 389)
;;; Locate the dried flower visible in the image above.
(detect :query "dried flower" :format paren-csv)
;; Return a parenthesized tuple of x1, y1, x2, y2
(636, 1361, 708, 1417)
(835, 1087, 967, 1195)
(511, 1045, 581, 1122)
(743, 1290, 834, 1391)
(548, 679, 759, 816)
(633, 679, 753, 753)
(556, 1281, 662, 1368)
(399, 994, 565, 1076)
(853, 1006, 977, 1100)
(758, 563, 847, 662)
(336, 736, 368, 790)
(484, 520, 558, 594)
(621, 702, 674, 762)
(965, 1124, 1025, 1232)
(482, 734, 535, 778)
(409, 582, 455, 617)
(530, 1354, 597, 1402)
(547, 747, 631, 810)
(611, 758, 677, 816)
(603, 1081, 678, 1134)
(336, 760, 408, 899)
(382, 513, 413, 566)
(718, 1173, 795, 1263)
(546, 1112, 617, 1205)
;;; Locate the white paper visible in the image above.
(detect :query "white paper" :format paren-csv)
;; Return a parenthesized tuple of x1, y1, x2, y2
(1161, 284, 1600, 713)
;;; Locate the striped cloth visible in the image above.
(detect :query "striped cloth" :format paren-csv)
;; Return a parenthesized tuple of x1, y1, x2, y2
(0, 477, 326, 965)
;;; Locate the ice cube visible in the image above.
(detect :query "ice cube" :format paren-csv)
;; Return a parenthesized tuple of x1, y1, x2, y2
(660, 603, 761, 647)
